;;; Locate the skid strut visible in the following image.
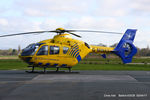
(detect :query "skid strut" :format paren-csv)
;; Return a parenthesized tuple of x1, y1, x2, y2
(43, 67, 46, 73)
(56, 67, 59, 72)
(68, 67, 72, 72)
(32, 66, 35, 72)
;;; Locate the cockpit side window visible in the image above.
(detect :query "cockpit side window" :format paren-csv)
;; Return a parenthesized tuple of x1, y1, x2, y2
(50, 46, 59, 54)
(21, 43, 45, 56)
(63, 47, 69, 54)
(36, 45, 48, 55)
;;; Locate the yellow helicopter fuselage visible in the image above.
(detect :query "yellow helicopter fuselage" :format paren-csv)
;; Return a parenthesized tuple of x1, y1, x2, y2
(19, 34, 114, 67)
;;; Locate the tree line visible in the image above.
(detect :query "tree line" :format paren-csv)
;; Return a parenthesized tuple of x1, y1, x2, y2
(0, 49, 18, 56)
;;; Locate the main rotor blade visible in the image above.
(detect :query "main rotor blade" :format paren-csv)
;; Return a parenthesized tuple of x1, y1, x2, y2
(0, 29, 122, 38)
(66, 30, 122, 34)
(0, 31, 56, 37)
(69, 32, 82, 38)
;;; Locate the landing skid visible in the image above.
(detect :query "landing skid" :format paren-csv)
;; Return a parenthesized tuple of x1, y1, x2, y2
(26, 66, 72, 73)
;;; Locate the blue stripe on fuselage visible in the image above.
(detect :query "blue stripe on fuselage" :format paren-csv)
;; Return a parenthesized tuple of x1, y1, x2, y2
(77, 55, 81, 62)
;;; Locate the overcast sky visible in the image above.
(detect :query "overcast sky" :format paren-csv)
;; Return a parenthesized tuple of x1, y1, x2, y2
(0, 0, 149, 49)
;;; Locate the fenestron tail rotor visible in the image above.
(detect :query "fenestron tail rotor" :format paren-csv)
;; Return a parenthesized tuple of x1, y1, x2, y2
(0, 28, 122, 38)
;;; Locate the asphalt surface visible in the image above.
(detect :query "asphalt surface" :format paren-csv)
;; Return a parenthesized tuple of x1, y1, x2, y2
(0, 70, 150, 100)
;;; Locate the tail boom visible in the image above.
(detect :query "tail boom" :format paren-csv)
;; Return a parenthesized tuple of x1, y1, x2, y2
(90, 45, 114, 54)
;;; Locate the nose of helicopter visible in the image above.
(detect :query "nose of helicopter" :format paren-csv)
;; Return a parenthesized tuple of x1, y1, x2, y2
(19, 56, 33, 65)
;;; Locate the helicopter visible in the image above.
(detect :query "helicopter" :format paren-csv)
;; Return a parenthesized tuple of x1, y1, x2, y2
(0, 28, 137, 73)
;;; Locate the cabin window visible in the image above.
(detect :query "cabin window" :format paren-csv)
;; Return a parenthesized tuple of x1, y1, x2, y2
(36, 45, 48, 55)
(50, 46, 59, 54)
(63, 47, 69, 54)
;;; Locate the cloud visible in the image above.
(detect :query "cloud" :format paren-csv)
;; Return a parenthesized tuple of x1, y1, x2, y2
(0, 16, 124, 49)
(0, 15, 147, 49)
(14, 0, 94, 17)
(94, 0, 150, 17)
(67, 16, 125, 31)
(0, 17, 41, 33)
(0, 0, 149, 49)
(131, 0, 150, 15)
(0, 18, 8, 26)
(0, 17, 43, 49)
(65, 16, 125, 46)
(94, 0, 130, 17)
(40, 19, 65, 30)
